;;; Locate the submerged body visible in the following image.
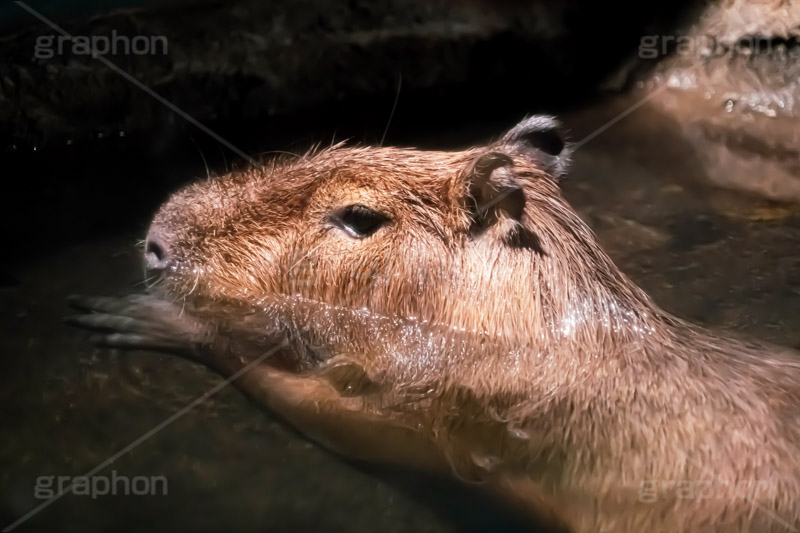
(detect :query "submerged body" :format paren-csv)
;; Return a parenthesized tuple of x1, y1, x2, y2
(69, 117, 800, 532)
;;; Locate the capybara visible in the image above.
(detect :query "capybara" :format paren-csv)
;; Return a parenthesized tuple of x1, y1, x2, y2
(68, 117, 800, 532)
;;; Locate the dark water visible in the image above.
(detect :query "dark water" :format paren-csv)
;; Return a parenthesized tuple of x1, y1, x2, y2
(2, 92, 800, 532)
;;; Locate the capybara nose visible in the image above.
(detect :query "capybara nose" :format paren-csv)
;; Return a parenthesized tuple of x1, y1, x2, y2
(144, 231, 171, 271)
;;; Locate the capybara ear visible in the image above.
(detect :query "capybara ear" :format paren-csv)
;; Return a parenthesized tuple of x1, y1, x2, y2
(498, 115, 570, 179)
(465, 151, 525, 227)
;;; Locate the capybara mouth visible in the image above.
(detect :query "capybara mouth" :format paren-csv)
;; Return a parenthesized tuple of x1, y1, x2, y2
(142, 259, 196, 302)
(142, 229, 219, 308)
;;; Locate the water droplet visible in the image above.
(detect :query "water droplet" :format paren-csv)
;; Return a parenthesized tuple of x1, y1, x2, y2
(724, 99, 735, 113)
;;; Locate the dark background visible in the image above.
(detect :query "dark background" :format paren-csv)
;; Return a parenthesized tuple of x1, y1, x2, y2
(0, 0, 702, 270)
(3, 2, 800, 533)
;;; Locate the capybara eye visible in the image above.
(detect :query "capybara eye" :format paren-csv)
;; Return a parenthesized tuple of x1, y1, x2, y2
(331, 204, 388, 239)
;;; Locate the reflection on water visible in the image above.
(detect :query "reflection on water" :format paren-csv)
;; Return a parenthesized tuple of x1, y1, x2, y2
(1, 93, 799, 532)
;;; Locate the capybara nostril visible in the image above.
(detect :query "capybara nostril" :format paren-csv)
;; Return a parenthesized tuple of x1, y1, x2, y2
(144, 233, 170, 271)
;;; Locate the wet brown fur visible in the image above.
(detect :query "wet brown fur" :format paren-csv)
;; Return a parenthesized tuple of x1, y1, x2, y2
(140, 125, 800, 532)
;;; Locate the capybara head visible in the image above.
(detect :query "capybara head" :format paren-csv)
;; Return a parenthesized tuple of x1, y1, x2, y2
(144, 117, 651, 357)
